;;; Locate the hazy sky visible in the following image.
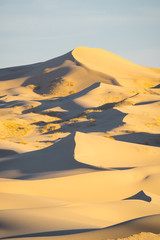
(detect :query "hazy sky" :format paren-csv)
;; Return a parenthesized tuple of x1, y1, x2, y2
(0, 0, 160, 68)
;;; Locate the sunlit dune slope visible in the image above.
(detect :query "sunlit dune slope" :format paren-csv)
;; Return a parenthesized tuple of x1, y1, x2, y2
(1, 47, 159, 97)
(72, 47, 160, 88)
(0, 47, 160, 240)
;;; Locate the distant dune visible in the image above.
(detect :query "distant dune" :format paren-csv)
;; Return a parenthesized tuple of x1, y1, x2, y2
(0, 47, 160, 240)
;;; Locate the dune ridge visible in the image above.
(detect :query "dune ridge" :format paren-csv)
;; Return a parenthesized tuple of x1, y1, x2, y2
(0, 46, 160, 240)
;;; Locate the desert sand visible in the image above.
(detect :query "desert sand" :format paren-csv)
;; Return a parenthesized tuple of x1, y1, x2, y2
(0, 47, 160, 240)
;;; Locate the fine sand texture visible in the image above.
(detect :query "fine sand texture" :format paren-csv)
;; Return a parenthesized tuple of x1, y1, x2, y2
(0, 47, 160, 240)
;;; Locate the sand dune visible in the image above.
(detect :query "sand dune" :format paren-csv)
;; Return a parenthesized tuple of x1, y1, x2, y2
(0, 47, 160, 240)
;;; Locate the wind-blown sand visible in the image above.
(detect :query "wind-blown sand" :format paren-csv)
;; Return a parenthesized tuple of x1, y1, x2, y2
(0, 47, 160, 240)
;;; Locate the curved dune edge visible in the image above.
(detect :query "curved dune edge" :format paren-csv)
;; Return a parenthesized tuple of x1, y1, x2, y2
(3, 233, 160, 240)
(74, 131, 160, 168)
(0, 47, 160, 240)
(0, 46, 159, 98)
(72, 47, 160, 88)
(2, 233, 159, 240)
(1, 215, 160, 240)
(1, 130, 160, 179)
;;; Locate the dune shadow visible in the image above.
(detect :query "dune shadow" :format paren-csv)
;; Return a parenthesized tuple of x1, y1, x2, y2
(22, 82, 127, 135)
(0, 100, 27, 109)
(22, 82, 100, 117)
(1, 214, 160, 239)
(0, 133, 106, 180)
(23, 66, 72, 95)
(0, 51, 74, 82)
(100, 214, 160, 239)
(135, 100, 160, 106)
(53, 106, 127, 135)
(113, 132, 160, 147)
(123, 190, 152, 202)
(0, 63, 41, 81)
(0, 149, 18, 158)
(151, 83, 160, 89)
(0, 228, 98, 239)
(21, 51, 78, 95)
(21, 49, 120, 95)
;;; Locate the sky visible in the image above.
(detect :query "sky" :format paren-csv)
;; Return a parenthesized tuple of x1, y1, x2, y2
(0, 0, 160, 68)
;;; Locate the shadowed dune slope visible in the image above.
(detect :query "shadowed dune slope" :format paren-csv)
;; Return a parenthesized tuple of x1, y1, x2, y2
(1, 47, 159, 96)
(0, 133, 103, 179)
(0, 215, 160, 240)
(0, 47, 160, 240)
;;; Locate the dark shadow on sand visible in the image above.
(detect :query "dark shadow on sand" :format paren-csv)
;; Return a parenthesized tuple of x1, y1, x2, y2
(123, 190, 152, 202)
(0, 228, 98, 239)
(113, 132, 160, 147)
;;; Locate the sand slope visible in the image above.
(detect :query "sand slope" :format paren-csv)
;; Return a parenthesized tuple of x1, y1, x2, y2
(0, 47, 160, 240)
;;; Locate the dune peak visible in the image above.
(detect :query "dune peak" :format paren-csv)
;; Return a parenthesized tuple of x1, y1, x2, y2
(0, 46, 160, 240)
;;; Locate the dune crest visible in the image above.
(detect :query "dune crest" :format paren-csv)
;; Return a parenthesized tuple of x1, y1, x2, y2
(72, 47, 160, 88)
(0, 47, 160, 240)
